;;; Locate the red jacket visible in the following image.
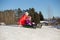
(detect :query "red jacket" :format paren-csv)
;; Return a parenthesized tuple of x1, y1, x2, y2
(18, 14, 28, 26)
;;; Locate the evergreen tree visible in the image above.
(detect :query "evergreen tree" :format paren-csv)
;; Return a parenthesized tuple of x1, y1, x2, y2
(27, 8, 41, 24)
(52, 16, 55, 20)
(28, 8, 35, 22)
(39, 11, 44, 21)
(34, 12, 40, 24)
(17, 8, 22, 17)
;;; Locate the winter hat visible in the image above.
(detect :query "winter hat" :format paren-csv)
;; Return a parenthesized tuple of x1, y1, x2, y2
(25, 12, 29, 15)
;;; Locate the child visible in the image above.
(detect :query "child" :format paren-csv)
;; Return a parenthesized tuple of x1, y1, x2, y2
(25, 16, 36, 28)
(18, 12, 29, 27)
(25, 16, 32, 26)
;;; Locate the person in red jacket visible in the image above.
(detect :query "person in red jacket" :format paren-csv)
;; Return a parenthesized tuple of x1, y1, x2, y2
(18, 12, 29, 27)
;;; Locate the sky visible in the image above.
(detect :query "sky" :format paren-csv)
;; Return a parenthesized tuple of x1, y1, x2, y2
(0, 0, 60, 18)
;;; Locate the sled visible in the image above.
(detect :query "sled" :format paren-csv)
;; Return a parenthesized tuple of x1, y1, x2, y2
(24, 23, 42, 29)
(24, 24, 36, 29)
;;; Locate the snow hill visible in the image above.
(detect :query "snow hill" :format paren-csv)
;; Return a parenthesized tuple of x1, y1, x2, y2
(0, 25, 60, 40)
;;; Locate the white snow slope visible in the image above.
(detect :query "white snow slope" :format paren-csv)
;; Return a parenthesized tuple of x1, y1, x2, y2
(0, 25, 60, 40)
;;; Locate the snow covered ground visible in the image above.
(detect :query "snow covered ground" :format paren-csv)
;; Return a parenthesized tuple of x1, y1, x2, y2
(0, 25, 60, 40)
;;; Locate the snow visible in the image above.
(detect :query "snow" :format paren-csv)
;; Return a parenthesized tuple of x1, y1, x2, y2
(0, 25, 60, 40)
